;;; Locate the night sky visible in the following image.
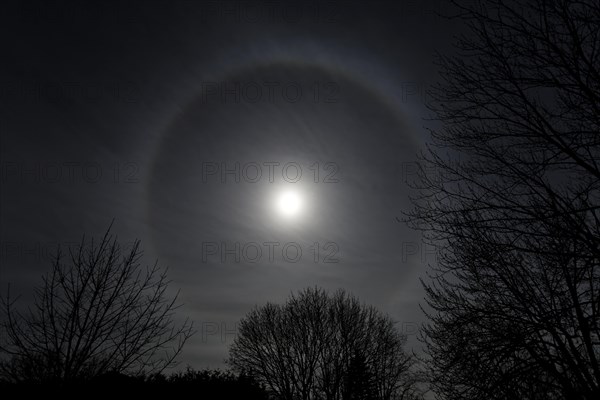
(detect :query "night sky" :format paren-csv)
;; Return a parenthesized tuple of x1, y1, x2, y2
(0, 1, 465, 368)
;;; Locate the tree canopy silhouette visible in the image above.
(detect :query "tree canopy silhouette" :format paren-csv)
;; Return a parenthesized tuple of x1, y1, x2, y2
(406, 1, 600, 399)
(0, 226, 195, 383)
(228, 287, 420, 400)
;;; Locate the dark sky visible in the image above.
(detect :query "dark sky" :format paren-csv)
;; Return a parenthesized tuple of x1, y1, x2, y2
(0, 0, 465, 368)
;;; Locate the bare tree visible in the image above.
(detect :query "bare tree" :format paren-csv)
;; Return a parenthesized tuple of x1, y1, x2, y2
(405, 1, 600, 399)
(0, 226, 195, 383)
(228, 287, 420, 400)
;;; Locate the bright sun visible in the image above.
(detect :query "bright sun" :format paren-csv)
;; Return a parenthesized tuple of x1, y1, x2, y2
(277, 190, 302, 217)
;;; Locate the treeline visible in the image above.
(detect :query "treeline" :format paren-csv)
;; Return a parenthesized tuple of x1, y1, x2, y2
(0, 229, 422, 399)
(0, 368, 270, 398)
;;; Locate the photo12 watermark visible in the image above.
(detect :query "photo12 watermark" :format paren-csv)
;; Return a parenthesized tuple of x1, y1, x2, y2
(198, 319, 420, 344)
(0, 240, 140, 265)
(400, 241, 439, 264)
(201, 161, 339, 184)
(201, 241, 340, 264)
(398, 161, 443, 185)
(200, 321, 240, 344)
(192, 1, 346, 24)
(0, 161, 141, 184)
(0, 80, 141, 104)
(199, 81, 340, 104)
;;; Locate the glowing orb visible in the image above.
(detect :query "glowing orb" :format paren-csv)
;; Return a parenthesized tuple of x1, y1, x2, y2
(277, 190, 302, 217)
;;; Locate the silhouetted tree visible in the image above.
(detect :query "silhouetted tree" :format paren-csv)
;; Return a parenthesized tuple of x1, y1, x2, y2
(228, 287, 420, 400)
(0, 226, 195, 383)
(406, 1, 600, 399)
(343, 351, 377, 400)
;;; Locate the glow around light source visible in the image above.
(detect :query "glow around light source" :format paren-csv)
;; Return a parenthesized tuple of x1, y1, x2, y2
(277, 190, 302, 217)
